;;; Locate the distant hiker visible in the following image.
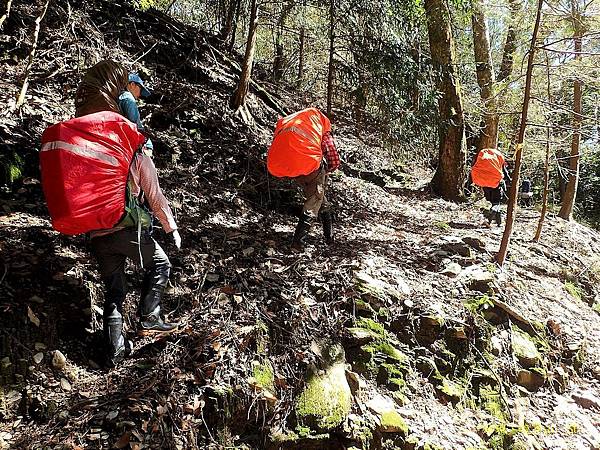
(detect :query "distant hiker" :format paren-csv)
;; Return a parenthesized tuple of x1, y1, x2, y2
(74, 61, 181, 367)
(267, 108, 341, 250)
(519, 177, 533, 207)
(471, 147, 511, 226)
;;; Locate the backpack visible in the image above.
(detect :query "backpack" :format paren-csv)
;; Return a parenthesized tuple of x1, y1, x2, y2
(40, 111, 147, 235)
(471, 148, 505, 189)
(74, 60, 128, 118)
(267, 108, 331, 178)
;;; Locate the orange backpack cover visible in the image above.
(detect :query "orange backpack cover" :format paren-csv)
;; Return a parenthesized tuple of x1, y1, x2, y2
(267, 108, 331, 178)
(471, 148, 506, 188)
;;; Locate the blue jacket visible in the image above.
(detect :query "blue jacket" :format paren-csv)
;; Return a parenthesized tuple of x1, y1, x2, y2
(119, 91, 153, 150)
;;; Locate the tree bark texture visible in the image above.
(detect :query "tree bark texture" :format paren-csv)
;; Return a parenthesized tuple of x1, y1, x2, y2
(326, 0, 335, 118)
(497, 0, 520, 82)
(424, 0, 467, 201)
(231, 0, 258, 109)
(497, 0, 543, 266)
(558, 6, 583, 220)
(471, 0, 498, 151)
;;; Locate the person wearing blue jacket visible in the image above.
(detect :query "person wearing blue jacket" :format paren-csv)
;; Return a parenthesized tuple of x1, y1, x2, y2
(119, 73, 154, 155)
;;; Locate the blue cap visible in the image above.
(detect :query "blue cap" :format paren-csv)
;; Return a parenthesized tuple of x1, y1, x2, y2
(128, 73, 151, 98)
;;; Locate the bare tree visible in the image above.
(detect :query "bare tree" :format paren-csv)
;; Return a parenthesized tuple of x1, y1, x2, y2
(424, 0, 467, 201)
(472, 0, 498, 151)
(497, 0, 544, 266)
(558, 1, 584, 220)
(497, 0, 520, 83)
(231, 0, 259, 112)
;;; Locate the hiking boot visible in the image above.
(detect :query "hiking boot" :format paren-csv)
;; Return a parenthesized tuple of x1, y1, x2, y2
(320, 210, 334, 245)
(491, 205, 502, 226)
(103, 305, 132, 368)
(140, 307, 179, 334)
(291, 212, 312, 251)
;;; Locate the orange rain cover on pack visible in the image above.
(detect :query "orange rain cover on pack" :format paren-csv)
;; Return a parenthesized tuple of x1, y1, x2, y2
(471, 148, 506, 188)
(267, 108, 331, 178)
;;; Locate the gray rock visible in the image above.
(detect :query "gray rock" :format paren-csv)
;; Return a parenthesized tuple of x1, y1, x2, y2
(52, 350, 66, 370)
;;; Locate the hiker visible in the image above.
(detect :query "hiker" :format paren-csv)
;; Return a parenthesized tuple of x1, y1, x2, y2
(520, 177, 533, 207)
(119, 73, 154, 155)
(75, 62, 181, 367)
(470, 147, 511, 226)
(266, 108, 340, 250)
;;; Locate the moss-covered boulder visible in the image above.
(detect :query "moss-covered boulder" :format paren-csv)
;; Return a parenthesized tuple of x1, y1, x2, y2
(512, 330, 541, 368)
(296, 344, 352, 432)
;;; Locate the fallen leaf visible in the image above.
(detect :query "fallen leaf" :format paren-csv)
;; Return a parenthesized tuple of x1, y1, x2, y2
(113, 432, 130, 449)
(27, 306, 40, 327)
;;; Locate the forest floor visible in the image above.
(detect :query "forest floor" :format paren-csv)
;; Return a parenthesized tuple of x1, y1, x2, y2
(1, 1, 600, 449)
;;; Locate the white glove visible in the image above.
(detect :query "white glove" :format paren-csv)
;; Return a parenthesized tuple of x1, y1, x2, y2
(172, 230, 181, 249)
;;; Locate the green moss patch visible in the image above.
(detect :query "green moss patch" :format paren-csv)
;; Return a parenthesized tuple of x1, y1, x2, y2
(296, 362, 352, 431)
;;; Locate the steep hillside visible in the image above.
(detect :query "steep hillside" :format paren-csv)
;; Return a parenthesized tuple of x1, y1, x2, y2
(1, 1, 599, 449)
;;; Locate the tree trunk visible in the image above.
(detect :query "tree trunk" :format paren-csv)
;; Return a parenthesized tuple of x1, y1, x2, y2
(228, 0, 242, 52)
(230, 0, 258, 110)
(297, 26, 305, 88)
(472, 0, 498, 151)
(497, 0, 543, 266)
(534, 54, 553, 242)
(273, 1, 293, 82)
(424, 0, 467, 201)
(326, 0, 335, 118)
(558, 6, 583, 220)
(220, 0, 239, 46)
(497, 0, 520, 82)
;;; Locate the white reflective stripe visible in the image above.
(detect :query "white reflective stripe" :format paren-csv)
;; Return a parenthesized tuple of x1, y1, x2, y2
(276, 125, 320, 147)
(41, 140, 119, 166)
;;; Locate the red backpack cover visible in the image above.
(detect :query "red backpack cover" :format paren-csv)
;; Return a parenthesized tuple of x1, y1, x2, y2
(40, 111, 146, 235)
(471, 148, 506, 188)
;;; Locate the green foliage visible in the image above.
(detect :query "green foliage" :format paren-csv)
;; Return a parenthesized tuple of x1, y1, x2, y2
(464, 295, 494, 314)
(0, 151, 23, 186)
(564, 281, 583, 301)
(355, 317, 385, 336)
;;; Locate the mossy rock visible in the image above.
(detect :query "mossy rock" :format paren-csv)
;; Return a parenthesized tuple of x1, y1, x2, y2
(512, 330, 541, 368)
(296, 347, 352, 432)
(251, 359, 275, 393)
(379, 410, 409, 434)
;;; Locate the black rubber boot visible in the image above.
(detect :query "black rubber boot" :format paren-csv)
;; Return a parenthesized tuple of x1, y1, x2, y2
(140, 304, 179, 334)
(291, 212, 312, 251)
(491, 205, 502, 226)
(103, 304, 132, 368)
(320, 210, 333, 244)
(139, 271, 178, 334)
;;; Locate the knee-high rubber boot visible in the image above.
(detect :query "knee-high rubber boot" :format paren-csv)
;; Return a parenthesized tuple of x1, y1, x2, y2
(103, 303, 132, 368)
(291, 212, 312, 251)
(320, 210, 333, 244)
(139, 271, 178, 334)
